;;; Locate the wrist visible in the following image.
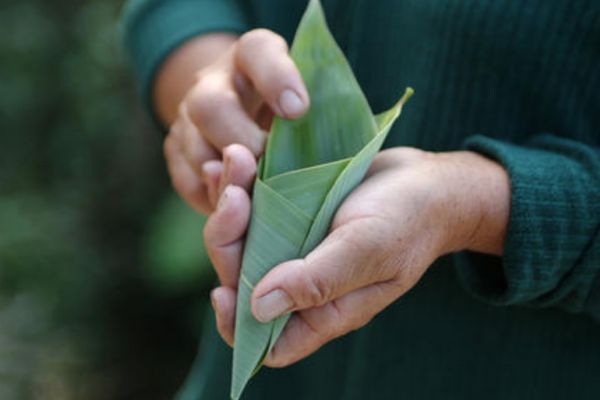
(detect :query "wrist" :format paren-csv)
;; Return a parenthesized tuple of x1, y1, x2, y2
(433, 151, 511, 256)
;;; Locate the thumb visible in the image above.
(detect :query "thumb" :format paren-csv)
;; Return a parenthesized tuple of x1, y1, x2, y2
(251, 220, 392, 323)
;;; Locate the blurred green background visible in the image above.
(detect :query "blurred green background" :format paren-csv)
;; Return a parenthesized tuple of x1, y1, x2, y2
(0, 0, 214, 398)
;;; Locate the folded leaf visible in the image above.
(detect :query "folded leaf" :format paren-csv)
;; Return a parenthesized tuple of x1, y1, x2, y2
(231, 1, 413, 398)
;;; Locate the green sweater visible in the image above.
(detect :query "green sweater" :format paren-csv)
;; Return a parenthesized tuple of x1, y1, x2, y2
(123, 1, 600, 399)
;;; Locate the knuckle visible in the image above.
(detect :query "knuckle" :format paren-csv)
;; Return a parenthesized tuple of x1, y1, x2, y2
(320, 303, 344, 340)
(297, 270, 331, 308)
(338, 227, 369, 251)
(187, 78, 236, 124)
(239, 29, 287, 53)
(183, 142, 205, 166)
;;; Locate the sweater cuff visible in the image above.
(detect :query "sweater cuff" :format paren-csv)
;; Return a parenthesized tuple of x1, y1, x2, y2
(122, 0, 249, 127)
(454, 134, 600, 315)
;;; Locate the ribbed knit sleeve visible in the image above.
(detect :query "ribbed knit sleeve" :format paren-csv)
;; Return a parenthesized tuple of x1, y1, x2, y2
(121, 0, 249, 118)
(454, 134, 600, 320)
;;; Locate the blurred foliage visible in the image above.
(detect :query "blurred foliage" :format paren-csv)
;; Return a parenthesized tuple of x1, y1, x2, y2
(0, 0, 212, 398)
(143, 197, 215, 295)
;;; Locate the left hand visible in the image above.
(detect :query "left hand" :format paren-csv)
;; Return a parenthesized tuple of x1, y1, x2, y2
(205, 146, 510, 367)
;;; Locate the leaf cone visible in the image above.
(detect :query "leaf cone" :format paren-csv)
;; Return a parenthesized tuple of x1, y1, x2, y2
(231, 1, 413, 398)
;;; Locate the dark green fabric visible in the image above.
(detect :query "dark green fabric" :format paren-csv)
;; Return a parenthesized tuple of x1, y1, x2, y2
(123, 0, 600, 399)
(458, 135, 600, 318)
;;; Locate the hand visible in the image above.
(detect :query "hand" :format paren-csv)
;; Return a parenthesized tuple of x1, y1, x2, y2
(207, 147, 510, 366)
(162, 29, 309, 214)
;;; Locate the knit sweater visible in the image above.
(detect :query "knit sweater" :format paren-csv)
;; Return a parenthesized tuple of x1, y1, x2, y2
(122, 1, 600, 399)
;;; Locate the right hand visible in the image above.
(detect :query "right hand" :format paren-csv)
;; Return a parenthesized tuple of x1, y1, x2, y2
(163, 29, 310, 215)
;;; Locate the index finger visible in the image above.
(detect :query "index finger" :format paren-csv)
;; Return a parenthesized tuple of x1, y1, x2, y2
(236, 29, 310, 119)
(264, 281, 400, 368)
(187, 71, 267, 156)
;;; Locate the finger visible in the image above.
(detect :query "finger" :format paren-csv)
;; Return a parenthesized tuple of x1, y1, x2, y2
(201, 160, 223, 209)
(211, 286, 237, 347)
(233, 72, 263, 118)
(204, 185, 251, 288)
(187, 71, 267, 156)
(176, 103, 220, 174)
(251, 219, 397, 323)
(264, 281, 400, 367)
(164, 134, 212, 214)
(218, 144, 257, 196)
(236, 29, 309, 119)
(233, 74, 273, 130)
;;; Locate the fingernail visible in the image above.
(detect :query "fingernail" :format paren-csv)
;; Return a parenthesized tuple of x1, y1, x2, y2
(201, 160, 221, 182)
(217, 185, 232, 211)
(279, 89, 305, 117)
(201, 162, 212, 180)
(255, 289, 294, 323)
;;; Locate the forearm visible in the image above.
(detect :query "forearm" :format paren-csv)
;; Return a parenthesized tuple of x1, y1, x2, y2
(154, 33, 238, 126)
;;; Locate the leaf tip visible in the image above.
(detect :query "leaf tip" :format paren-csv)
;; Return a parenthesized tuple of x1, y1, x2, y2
(401, 87, 415, 105)
(230, 386, 242, 400)
(296, 0, 327, 38)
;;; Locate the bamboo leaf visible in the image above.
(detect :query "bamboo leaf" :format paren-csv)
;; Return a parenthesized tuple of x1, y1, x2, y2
(262, 0, 376, 178)
(266, 158, 350, 216)
(230, 1, 413, 398)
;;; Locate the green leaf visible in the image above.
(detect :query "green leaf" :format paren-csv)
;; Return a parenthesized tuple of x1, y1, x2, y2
(265, 158, 350, 216)
(262, 0, 376, 178)
(231, 1, 413, 398)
